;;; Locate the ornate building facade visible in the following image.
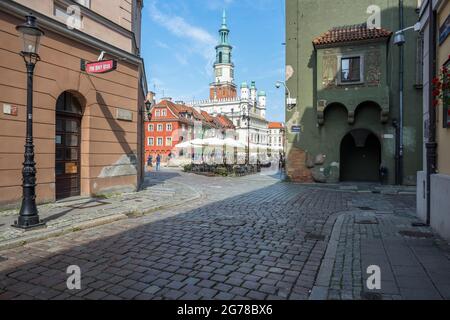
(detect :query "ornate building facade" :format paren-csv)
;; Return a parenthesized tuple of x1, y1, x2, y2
(188, 11, 270, 151)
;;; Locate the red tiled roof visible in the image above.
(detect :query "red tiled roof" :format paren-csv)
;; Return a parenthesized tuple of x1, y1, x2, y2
(313, 23, 392, 46)
(268, 122, 284, 129)
(215, 115, 235, 129)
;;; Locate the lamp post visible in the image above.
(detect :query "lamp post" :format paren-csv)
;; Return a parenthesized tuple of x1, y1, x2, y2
(14, 15, 45, 229)
(276, 81, 296, 111)
(242, 106, 251, 165)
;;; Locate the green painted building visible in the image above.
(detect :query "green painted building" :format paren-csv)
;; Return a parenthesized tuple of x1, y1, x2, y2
(285, 0, 423, 185)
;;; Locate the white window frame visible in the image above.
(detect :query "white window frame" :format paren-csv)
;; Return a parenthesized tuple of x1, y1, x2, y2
(166, 137, 172, 147)
(337, 54, 365, 85)
(162, 109, 167, 117)
(74, 0, 90, 8)
(147, 137, 154, 146)
(166, 123, 173, 132)
(155, 110, 161, 117)
(148, 124, 154, 132)
(157, 137, 163, 146)
(157, 124, 163, 132)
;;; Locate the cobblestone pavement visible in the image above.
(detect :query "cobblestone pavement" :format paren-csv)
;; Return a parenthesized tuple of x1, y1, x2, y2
(0, 171, 198, 248)
(0, 169, 449, 300)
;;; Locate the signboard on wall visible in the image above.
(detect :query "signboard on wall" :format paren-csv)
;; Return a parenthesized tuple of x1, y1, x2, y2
(439, 13, 450, 45)
(81, 59, 117, 74)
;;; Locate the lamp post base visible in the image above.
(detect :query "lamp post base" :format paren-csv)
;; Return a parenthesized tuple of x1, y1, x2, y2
(12, 216, 46, 230)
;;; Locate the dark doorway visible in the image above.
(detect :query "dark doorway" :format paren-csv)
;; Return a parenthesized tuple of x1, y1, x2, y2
(55, 92, 83, 200)
(340, 129, 381, 182)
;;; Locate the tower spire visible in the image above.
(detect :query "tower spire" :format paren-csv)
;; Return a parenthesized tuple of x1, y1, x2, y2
(222, 9, 227, 28)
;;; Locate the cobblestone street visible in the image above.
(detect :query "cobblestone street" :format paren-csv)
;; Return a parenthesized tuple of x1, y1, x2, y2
(0, 169, 449, 300)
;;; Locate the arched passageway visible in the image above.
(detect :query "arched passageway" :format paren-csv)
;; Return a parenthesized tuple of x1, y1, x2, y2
(340, 129, 381, 182)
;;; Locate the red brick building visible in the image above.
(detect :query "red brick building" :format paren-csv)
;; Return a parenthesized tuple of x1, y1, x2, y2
(144, 99, 235, 162)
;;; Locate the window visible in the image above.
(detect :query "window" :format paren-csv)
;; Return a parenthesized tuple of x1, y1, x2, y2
(74, 0, 90, 8)
(54, 3, 83, 29)
(162, 109, 167, 117)
(340, 56, 362, 83)
(157, 137, 163, 146)
(148, 124, 154, 132)
(166, 137, 172, 147)
(215, 68, 223, 77)
(166, 124, 173, 132)
(147, 137, 154, 146)
(155, 110, 161, 117)
(157, 124, 163, 132)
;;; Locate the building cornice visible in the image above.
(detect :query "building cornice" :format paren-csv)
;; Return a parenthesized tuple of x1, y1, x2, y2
(1, 0, 143, 66)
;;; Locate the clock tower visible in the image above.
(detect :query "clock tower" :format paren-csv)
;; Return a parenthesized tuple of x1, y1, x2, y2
(210, 10, 237, 100)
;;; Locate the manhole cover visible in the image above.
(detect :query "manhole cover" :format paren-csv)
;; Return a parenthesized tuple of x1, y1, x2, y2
(358, 206, 375, 211)
(215, 219, 246, 227)
(399, 230, 434, 238)
(356, 220, 379, 225)
(305, 233, 326, 241)
(361, 292, 382, 300)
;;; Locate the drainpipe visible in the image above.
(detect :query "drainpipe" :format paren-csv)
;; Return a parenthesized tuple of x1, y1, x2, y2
(398, 0, 405, 185)
(426, 0, 437, 226)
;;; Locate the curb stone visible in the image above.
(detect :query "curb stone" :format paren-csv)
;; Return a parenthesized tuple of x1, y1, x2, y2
(0, 181, 202, 252)
(309, 212, 349, 300)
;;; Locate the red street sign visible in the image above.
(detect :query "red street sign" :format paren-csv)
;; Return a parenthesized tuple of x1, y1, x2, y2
(81, 59, 117, 74)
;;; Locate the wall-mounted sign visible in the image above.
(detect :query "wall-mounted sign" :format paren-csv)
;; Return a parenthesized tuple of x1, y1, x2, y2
(291, 125, 302, 133)
(439, 13, 450, 45)
(81, 59, 117, 74)
(116, 108, 133, 122)
(3, 104, 18, 116)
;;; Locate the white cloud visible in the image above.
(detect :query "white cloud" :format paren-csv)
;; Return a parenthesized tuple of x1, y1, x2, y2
(148, 1, 216, 76)
(154, 40, 170, 49)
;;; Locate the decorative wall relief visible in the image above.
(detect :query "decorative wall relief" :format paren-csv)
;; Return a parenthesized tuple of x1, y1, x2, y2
(366, 50, 382, 86)
(322, 55, 338, 89)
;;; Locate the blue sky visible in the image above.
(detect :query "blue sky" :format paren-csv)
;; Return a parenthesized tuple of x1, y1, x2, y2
(141, 0, 286, 122)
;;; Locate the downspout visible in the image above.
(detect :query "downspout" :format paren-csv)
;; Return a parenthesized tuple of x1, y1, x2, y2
(398, 0, 405, 185)
(426, 0, 438, 226)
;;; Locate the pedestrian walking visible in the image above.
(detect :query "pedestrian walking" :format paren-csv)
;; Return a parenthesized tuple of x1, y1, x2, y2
(147, 154, 153, 171)
(156, 154, 161, 171)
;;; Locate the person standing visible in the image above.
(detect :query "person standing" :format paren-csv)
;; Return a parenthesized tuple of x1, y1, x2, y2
(156, 154, 161, 171)
(147, 154, 153, 171)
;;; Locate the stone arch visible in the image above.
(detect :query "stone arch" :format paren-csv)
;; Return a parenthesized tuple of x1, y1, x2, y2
(354, 100, 388, 124)
(318, 102, 349, 125)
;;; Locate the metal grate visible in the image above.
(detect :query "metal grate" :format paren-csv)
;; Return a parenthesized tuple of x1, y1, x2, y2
(357, 206, 375, 211)
(305, 233, 326, 241)
(361, 292, 382, 300)
(216, 218, 246, 227)
(399, 230, 433, 238)
(355, 220, 379, 225)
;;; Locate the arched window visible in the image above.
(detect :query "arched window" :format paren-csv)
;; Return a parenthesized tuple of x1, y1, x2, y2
(219, 52, 223, 64)
(56, 92, 82, 115)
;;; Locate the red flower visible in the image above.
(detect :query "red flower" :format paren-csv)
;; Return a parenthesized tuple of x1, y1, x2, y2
(433, 99, 439, 107)
(433, 89, 441, 96)
(432, 77, 440, 84)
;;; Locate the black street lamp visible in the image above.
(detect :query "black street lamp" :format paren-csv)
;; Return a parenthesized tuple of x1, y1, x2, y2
(145, 100, 153, 121)
(242, 106, 251, 165)
(14, 15, 45, 230)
